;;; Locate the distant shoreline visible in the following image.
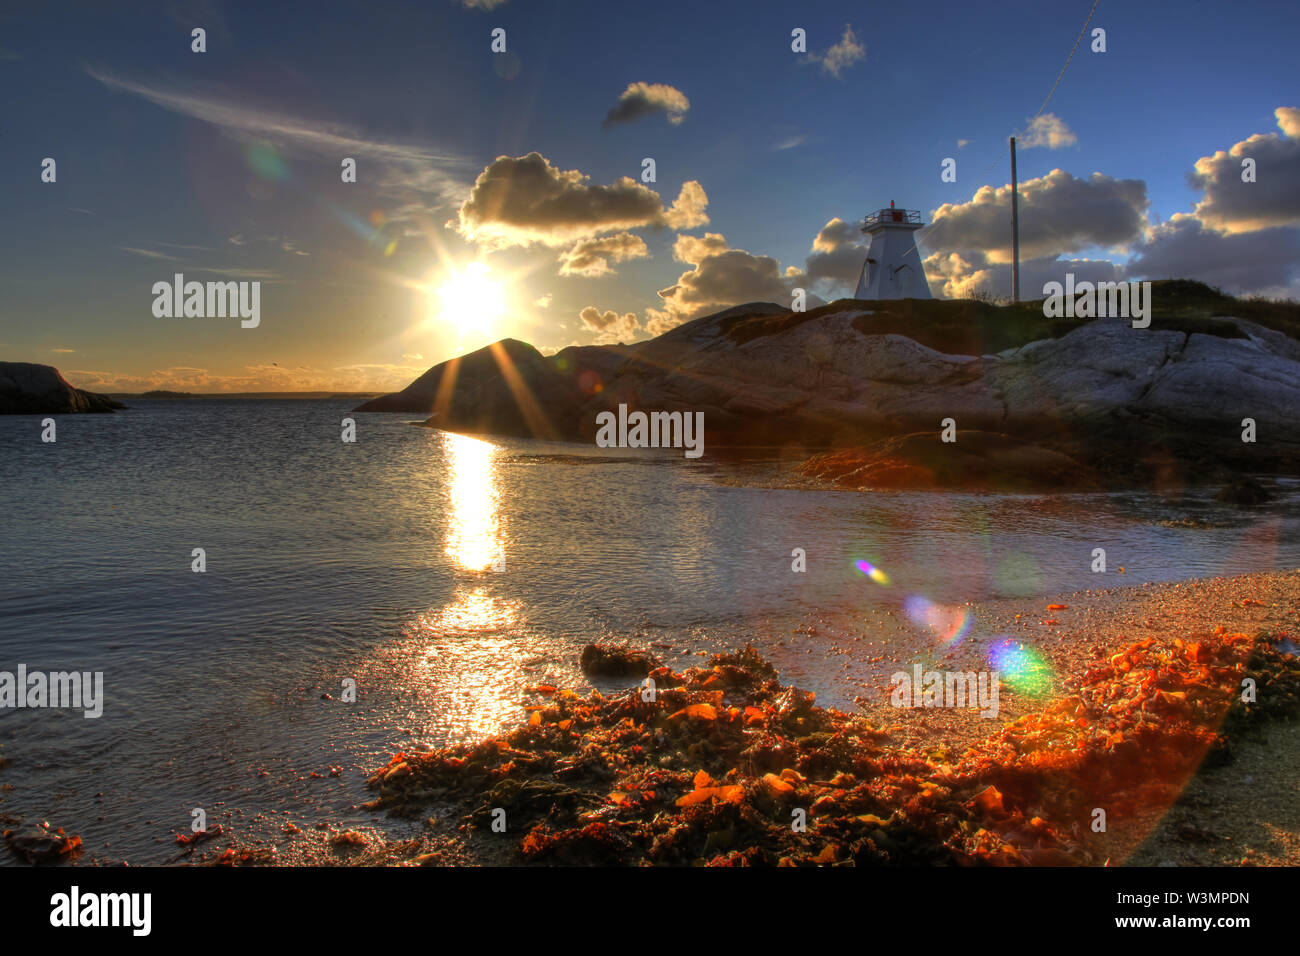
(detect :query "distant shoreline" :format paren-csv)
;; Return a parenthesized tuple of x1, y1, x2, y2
(105, 391, 383, 401)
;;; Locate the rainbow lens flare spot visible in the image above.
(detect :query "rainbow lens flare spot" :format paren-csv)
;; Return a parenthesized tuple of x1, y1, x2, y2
(904, 595, 975, 647)
(854, 559, 890, 586)
(245, 142, 288, 182)
(988, 639, 1054, 698)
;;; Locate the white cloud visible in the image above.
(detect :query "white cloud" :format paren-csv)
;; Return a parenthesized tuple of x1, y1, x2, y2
(1276, 106, 1300, 139)
(118, 246, 180, 260)
(603, 82, 691, 127)
(453, 152, 708, 249)
(578, 306, 641, 344)
(652, 232, 812, 329)
(86, 67, 474, 206)
(558, 233, 650, 277)
(1189, 108, 1300, 233)
(66, 362, 428, 393)
(1126, 214, 1300, 295)
(817, 24, 865, 78)
(927, 169, 1148, 262)
(1019, 113, 1077, 150)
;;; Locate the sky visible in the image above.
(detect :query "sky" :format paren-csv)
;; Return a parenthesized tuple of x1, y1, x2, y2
(2, 0, 1298, 393)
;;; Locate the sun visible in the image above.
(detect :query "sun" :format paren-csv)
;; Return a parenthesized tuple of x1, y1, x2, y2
(436, 262, 507, 329)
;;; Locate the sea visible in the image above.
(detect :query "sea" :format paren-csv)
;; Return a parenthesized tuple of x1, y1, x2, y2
(2, 398, 1297, 863)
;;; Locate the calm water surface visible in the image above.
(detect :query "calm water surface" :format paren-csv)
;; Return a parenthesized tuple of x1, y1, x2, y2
(2, 399, 1297, 862)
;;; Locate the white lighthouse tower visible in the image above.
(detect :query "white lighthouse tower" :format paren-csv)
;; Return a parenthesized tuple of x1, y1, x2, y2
(853, 201, 932, 300)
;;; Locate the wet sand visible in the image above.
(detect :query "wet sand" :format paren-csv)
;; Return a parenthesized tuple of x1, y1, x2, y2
(855, 569, 1300, 867)
(853, 568, 1300, 749)
(31, 569, 1298, 868)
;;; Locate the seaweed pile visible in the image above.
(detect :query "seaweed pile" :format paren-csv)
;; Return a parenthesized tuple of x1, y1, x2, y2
(364, 632, 1299, 866)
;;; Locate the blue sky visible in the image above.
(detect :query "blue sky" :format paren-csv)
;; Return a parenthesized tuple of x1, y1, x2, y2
(2, 0, 1297, 392)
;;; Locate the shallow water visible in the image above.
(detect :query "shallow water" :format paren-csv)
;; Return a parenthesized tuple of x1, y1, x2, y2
(1, 399, 1297, 863)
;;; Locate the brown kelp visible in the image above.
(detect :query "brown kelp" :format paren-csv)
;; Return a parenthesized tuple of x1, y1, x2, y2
(363, 631, 1299, 865)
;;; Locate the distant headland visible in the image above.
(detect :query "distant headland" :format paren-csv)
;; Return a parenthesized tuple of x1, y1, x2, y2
(0, 371, 384, 413)
(111, 391, 383, 401)
(0, 362, 123, 415)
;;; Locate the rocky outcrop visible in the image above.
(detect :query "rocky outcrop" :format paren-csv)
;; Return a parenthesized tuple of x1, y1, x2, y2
(0, 363, 124, 414)
(579, 643, 660, 679)
(354, 292, 1300, 488)
(352, 338, 586, 440)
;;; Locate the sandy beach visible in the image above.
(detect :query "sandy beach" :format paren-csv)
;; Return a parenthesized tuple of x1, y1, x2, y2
(856, 569, 1300, 866)
(853, 569, 1300, 746)
(160, 568, 1300, 868)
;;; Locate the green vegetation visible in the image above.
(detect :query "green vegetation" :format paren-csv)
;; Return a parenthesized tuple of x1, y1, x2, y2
(721, 280, 1300, 356)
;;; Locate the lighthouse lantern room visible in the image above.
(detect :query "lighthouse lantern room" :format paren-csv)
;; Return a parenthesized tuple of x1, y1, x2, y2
(853, 201, 932, 300)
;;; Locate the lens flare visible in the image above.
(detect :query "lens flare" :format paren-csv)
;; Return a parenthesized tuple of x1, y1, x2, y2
(854, 559, 890, 586)
(904, 595, 975, 647)
(993, 552, 1042, 596)
(245, 142, 288, 182)
(988, 638, 1054, 698)
(326, 202, 382, 242)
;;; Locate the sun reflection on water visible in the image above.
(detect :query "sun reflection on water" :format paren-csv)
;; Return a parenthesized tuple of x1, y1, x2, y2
(443, 431, 501, 572)
(406, 586, 529, 744)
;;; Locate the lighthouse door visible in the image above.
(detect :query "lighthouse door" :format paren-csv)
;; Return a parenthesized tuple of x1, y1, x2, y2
(893, 264, 915, 296)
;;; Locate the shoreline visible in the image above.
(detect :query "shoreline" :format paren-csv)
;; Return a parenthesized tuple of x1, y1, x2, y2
(42, 569, 1289, 868)
(5, 412, 1297, 867)
(845, 569, 1300, 743)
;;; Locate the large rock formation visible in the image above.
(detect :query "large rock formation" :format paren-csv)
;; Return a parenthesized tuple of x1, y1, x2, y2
(0, 363, 124, 414)
(354, 288, 1300, 488)
(352, 338, 587, 440)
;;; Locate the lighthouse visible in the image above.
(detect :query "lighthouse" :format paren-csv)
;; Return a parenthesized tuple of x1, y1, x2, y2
(853, 201, 932, 300)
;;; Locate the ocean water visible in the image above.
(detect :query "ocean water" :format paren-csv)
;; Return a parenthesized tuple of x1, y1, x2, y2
(1, 398, 1297, 863)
